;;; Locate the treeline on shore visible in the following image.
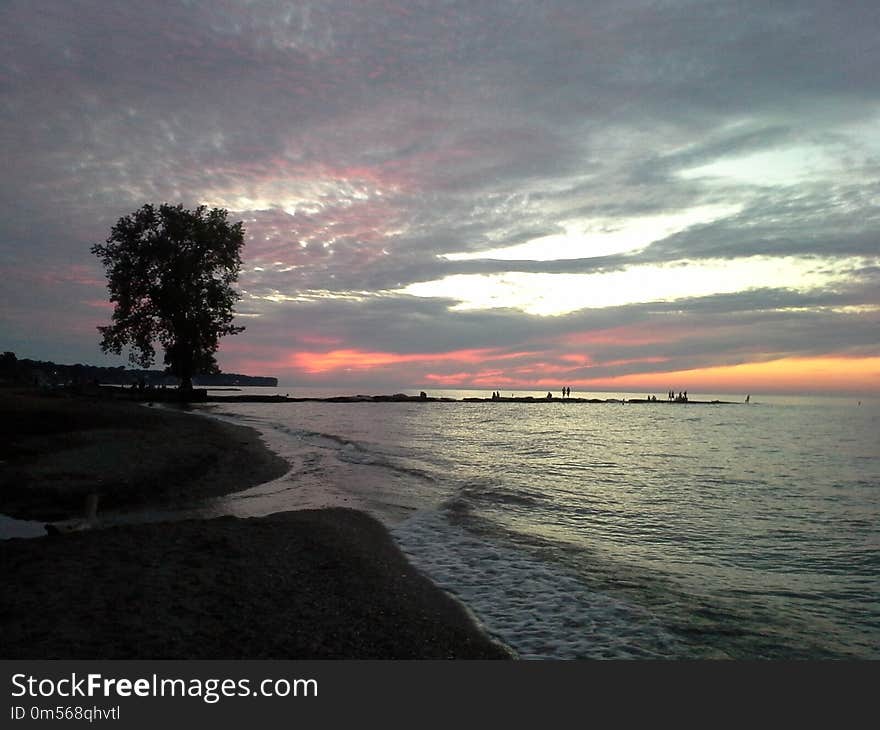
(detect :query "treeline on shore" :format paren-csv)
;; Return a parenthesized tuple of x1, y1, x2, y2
(0, 351, 277, 388)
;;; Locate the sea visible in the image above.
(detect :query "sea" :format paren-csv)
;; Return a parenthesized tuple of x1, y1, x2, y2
(192, 388, 879, 660)
(4, 387, 878, 659)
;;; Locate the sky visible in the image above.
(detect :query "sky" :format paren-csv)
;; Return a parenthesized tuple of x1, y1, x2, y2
(1, 0, 878, 394)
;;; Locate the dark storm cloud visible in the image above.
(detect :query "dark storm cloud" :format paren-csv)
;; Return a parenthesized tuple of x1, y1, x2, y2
(1, 0, 878, 384)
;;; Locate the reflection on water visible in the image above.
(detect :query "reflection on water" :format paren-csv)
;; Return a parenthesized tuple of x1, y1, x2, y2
(191, 394, 879, 659)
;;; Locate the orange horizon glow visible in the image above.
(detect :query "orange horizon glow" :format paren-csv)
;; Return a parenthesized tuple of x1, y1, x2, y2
(588, 355, 880, 394)
(222, 345, 880, 395)
(444, 355, 880, 394)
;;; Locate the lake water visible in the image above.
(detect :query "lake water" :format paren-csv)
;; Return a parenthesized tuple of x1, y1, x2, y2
(188, 389, 879, 659)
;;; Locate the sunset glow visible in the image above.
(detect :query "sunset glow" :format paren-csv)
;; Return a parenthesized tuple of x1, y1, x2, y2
(1, 1, 878, 395)
(576, 356, 880, 395)
(285, 347, 538, 373)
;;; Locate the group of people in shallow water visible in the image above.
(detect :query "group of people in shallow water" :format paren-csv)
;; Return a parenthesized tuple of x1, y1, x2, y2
(645, 390, 689, 402)
(492, 387, 574, 400)
(489, 388, 694, 401)
(548, 387, 572, 399)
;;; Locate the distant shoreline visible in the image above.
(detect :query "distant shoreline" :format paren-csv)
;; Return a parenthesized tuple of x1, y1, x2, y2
(88, 385, 735, 405)
(203, 393, 737, 404)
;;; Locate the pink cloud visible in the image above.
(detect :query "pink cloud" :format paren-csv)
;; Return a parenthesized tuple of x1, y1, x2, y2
(562, 324, 680, 347)
(286, 347, 522, 373)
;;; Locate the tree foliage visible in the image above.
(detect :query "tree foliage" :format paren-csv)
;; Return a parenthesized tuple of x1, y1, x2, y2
(92, 203, 245, 390)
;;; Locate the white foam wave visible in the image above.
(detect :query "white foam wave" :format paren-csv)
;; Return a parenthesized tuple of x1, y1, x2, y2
(392, 509, 685, 660)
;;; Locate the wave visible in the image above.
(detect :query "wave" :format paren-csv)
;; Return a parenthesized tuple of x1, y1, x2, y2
(393, 508, 688, 659)
(236, 418, 438, 484)
(458, 483, 546, 508)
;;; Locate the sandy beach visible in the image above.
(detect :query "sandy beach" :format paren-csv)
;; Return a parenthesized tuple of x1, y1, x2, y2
(0, 388, 289, 521)
(0, 388, 510, 659)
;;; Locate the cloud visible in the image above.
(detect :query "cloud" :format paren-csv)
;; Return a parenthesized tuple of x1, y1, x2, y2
(1, 0, 879, 391)
(397, 255, 874, 316)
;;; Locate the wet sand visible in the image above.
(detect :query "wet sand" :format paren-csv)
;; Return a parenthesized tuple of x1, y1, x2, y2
(0, 388, 511, 659)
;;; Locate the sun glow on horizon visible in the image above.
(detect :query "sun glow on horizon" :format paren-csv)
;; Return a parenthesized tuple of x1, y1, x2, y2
(595, 355, 880, 394)
(222, 341, 880, 395)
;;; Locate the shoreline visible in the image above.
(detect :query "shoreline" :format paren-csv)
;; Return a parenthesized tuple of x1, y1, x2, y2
(1, 509, 511, 659)
(0, 388, 289, 522)
(0, 387, 512, 659)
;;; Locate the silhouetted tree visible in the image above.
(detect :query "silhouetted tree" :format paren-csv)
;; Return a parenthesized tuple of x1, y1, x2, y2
(92, 204, 245, 395)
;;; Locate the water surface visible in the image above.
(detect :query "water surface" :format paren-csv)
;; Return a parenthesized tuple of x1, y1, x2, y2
(193, 390, 879, 659)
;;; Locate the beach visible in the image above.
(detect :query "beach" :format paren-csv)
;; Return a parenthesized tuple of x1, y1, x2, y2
(0, 388, 290, 521)
(0, 388, 511, 659)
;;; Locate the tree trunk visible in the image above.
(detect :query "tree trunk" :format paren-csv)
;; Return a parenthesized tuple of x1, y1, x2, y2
(178, 372, 194, 401)
(174, 333, 195, 400)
